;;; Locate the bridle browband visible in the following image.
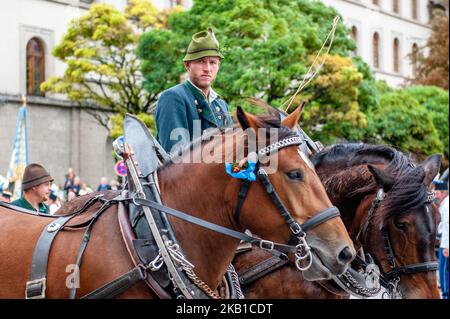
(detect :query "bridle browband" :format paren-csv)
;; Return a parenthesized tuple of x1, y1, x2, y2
(357, 187, 438, 298)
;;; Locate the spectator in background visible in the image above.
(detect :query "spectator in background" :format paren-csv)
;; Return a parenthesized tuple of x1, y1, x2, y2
(67, 188, 77, 201)
(10, 163, 53, 214)
(438, 183, 449, 299)
(64, 167, 76, 199)
(97, 177, 111, 192)
(72, 176, 81, 196)
(110, 179, 118, 191)
(0, 190, 12, 203)
(48, 192, 62, 215)
(79, 183, 93, 196)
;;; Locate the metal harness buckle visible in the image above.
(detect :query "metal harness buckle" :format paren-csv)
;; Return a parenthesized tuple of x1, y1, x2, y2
(25, 278, 46, 299)
(259, 240, 275, 251)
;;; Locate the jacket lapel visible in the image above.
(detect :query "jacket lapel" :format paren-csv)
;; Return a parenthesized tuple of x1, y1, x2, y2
(184, 81, 218, 127)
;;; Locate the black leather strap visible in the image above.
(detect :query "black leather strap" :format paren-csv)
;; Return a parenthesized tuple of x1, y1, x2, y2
(81, 265, 146, 299)
(395, 262, 438, 275)
(133, 197, 299, 254)
(301, 207, 341, 232)
(69, 200, 116, 299)
(25, 195, 103, 299)
(234, 179, 251, 223)
(257, 169, 303, 234)
(238, 256, 288, 288)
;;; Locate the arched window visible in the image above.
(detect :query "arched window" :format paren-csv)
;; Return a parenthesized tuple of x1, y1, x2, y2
(412, 0, 418, 19)
(351, 26, 358, 54)
(411, 43, 419, 75)
(26, 38, 45, 96)
(393, 38, 400, 73)
(373, 32, 380, 69)
(393, 0, 399, 14)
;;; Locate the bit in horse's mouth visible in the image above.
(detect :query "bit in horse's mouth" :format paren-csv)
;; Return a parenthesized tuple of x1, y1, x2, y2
(302, 250, 333, 281)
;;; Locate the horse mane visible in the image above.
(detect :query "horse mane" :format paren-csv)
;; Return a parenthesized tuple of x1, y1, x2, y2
(311, 143, 427, 224)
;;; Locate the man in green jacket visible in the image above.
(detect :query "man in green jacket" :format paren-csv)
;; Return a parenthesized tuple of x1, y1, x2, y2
(10, 163, 53, 214)
(155, 28, 233, 153)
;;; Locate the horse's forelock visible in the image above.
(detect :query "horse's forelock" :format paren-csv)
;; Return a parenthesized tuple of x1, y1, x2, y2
(374, 166, 428, 226)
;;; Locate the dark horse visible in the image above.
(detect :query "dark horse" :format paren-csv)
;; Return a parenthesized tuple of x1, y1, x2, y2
(0, 106, 355, 298)
(233, 143, 441, 299)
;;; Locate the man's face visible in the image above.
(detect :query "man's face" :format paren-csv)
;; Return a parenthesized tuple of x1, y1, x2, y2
(33, 181, 51, 202)
(184, 56, 220, 91)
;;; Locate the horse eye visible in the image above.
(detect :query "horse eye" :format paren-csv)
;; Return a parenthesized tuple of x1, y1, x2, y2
(394, 222, 407, 230)
(285, 170, 303, 181)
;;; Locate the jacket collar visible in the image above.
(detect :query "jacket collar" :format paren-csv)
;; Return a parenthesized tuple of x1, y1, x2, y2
(184, 80, 219, 127)
(186, 79, 219, 104)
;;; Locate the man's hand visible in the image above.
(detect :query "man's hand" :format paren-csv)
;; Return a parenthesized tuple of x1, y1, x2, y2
(444, 248, 449, 258)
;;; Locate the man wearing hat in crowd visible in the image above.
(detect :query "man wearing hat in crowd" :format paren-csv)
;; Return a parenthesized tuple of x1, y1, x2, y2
(10, 163, 53, 214)
(155, 28, 233, 153)
(0, 190, 12, 203)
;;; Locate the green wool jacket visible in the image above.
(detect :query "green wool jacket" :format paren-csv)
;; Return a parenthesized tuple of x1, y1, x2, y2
(155, 80, 233, 153)
(11, 196, 50, 214)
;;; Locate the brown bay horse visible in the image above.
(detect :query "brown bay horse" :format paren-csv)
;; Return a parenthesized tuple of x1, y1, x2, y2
(233, 143, 442, 299)
(0, 106, 355, 298)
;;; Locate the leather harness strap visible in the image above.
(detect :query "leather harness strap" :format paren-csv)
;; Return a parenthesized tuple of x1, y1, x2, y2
(81, 265, 147, 299)
(238, 256, 288, 289)
(133, 197, 300, 254)
(25, 195, 104, 299)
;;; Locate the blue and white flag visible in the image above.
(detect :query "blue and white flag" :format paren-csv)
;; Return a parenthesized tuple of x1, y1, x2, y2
(6, 105, 29, 200)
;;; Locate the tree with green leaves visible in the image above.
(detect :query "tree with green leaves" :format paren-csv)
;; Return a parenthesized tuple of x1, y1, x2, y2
(366, 85, 447, 162)
(41, 0, 180, 129)
(139, 0, 376, 143)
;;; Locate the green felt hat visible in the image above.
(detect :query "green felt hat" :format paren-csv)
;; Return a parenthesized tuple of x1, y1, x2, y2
(183, 28, 224, 62)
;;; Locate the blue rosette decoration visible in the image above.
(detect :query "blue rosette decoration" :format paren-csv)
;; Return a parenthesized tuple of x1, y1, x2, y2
(225, 160, 257, 181)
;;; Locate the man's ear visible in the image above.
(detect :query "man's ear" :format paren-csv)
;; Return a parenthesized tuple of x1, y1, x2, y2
(184, 61, 190, 71)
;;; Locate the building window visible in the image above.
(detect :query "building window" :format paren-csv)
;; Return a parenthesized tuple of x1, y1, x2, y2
(26, 37, 45, 96)
(393, 0, 399, 13)
(412, 0, 418, 19)
(393, 38, 400, 73)
(411, 43, 419, 75)
(351, 26, 358, 54)
(373, 32, 380, 69)
(170, 0, 184, 6)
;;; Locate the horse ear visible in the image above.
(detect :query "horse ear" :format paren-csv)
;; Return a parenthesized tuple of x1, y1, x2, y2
(421, 154, 442, 187)
(281, 102, 306, 129)
(367, 165, 395, 192)
(236, 106, 260, 132)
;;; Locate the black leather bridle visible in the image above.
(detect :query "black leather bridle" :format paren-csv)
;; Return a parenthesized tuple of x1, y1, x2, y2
(233, 134, 341, 270)
(357, 188, 438, 298)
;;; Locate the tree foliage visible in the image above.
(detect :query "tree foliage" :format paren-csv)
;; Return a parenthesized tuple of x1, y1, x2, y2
(41, 0, 181, 129)
(139, 0, 372, 142)
(412, 9, 449, 90)
(366, 85, 448, 162)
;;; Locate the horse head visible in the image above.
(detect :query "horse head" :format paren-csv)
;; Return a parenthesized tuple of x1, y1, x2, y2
(232, 105, 355, 281)
(359, 154, 442, 298)
(159, 105, 354, 289)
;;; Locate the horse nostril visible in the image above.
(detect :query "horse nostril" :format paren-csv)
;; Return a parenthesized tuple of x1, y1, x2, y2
(338, 246, 354, 264)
